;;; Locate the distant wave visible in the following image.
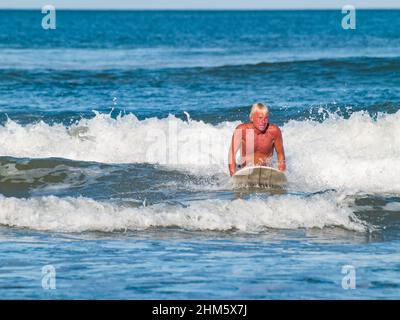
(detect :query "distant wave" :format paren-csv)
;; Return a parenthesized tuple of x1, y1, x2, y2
(1, 56, 398, 85)
(208, 56, 400, 70)
(0, 47, 399, 71)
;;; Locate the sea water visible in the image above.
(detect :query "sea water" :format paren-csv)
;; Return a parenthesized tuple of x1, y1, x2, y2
(0, 10, 400, 299)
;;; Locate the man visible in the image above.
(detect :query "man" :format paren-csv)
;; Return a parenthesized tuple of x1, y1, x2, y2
(228, 103, 286, 176)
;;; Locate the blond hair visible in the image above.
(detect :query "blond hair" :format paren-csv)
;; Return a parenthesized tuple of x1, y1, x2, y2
(249, 103, 269, 119)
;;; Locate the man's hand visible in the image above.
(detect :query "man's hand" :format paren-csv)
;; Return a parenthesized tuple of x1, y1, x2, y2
(274, 127, 286, 172)
(228, 125, 242, 177)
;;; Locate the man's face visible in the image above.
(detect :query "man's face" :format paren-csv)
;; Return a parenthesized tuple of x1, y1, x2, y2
(251, 112, 269, 131)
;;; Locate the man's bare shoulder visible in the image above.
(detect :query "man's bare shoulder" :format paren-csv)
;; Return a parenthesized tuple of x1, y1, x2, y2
(235, 122, 253, 130)
(268, 123, 282, 131)
(268, 123, 283, 135)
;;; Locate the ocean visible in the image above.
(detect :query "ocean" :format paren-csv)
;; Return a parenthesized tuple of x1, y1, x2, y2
(0, 10, 400, 299)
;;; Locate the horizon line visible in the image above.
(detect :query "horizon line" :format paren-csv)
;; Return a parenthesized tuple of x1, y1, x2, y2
(1, 7, 400, 10)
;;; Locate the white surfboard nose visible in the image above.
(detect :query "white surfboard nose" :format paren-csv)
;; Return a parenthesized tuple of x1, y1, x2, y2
(233, 166, 287, 187)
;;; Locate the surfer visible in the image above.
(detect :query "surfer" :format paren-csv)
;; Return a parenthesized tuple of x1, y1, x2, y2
(228, 103, 286, 176)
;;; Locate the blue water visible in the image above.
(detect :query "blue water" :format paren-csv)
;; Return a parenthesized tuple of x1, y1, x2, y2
(0, 10, 400, 299)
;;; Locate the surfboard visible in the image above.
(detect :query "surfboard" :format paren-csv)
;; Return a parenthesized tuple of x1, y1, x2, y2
(232, 166, 287, 187)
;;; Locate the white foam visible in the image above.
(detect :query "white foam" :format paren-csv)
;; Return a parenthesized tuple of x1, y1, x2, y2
(1, 110, 400, 192)
(0, 193, 365, 233)
(284, 110, 400, 193)
(0, 112, 236, 175)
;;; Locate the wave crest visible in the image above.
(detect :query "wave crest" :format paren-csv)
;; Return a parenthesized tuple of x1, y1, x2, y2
(1, 110, 400, 192)
(0, 193, 366, 233)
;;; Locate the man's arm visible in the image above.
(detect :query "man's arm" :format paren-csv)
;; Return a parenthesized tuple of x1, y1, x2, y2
(228, 126, 243, 176)
(274, 126, 286, 172)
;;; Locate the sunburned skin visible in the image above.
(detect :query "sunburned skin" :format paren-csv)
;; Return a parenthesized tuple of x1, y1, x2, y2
(228, 111, 286, 176)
